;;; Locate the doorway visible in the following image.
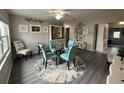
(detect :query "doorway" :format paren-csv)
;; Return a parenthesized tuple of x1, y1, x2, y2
(65, 28, 70, 47)
(93, 24, 98, 50)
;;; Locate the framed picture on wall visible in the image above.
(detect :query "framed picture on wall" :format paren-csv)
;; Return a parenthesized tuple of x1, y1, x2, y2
(18, 24, 28, 32)
(29, 24, 41, 33)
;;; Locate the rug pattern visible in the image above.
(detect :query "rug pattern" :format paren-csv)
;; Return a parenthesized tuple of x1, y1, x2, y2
(34, 56, 85, 83)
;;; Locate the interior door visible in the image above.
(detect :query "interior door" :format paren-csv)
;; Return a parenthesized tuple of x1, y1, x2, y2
(65, 28, 70, 47)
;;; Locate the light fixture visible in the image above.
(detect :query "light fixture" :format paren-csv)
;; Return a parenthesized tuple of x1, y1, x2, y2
(119, 21, 124, 25)
(55, 14, 63, 20)
(64, 25, 70, 28)
(49, 9, 70, 20)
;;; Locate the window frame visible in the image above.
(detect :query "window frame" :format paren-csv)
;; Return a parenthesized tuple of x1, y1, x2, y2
(113, 31, 120, 39)
(0, 20, 10, 65)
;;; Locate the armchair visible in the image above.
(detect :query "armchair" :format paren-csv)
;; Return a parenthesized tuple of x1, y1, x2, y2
(60, 46, 76, 70)
(13, 40, 32, 60)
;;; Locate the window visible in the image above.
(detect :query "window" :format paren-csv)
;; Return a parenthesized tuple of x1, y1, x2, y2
(0, 20, 10, 63)
(113, 32, 120, 39)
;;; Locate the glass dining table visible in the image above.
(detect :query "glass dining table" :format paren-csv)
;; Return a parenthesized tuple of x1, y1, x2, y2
(55, 48, 66, 64)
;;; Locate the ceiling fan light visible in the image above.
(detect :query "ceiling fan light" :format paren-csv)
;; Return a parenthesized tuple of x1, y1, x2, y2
(55, 14, 63, 20)
(119, 21, 124, 25)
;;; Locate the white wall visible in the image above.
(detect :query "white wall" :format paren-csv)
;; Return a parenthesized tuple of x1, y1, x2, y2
(11, 14, 110, 52)
(64, 21, 111, 52)
(96, 24, 104, 52)
(0, 50, 12, 83)
(84, 23, 95, 51)
(96, 24, 109, 52)
(10, 14, 64, 53)
(110, 22, 124, 28)
(64, 22, 95, 51)
(0, 10, 9, 24)
(10, 14, 110, 53)
(0, 9, 13, 83)
(10, 14, 57, 52)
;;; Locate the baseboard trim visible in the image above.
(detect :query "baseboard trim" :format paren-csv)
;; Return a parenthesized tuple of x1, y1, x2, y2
(95, 50, 107, 54)
(86, 49, 94, 52)
(86, 49, 107, 54)
(6, 57, 13, 84)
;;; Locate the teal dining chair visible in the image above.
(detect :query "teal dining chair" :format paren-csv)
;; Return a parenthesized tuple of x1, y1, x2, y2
(41, 47, 58, 69)
(68, 40, 75, 48)
(38, 43, 43, 56)
(60, 46, 76, 70)
(64, 40, 75, 53)
(49, 40, 57, 53)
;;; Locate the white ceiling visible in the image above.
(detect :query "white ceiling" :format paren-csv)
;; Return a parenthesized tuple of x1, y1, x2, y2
(8, 9, 124, 23)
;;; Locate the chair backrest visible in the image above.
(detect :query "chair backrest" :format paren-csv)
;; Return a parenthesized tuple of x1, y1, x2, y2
(38, 43, 42, 48)
(68, 40, 75, 48)
(38, 43, 43, 55)
(13, 40, 25, 54)
(67, 46, 76, 61)
(38, 43, 42, 50)
(41, 47, 47, 61)
(49, 40, 57, 52)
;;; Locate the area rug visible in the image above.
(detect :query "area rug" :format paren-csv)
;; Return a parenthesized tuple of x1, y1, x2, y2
(34, 56, 85, 83)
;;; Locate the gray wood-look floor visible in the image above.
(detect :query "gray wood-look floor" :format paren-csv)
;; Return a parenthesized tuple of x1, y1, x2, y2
(9, 49, 109, 84)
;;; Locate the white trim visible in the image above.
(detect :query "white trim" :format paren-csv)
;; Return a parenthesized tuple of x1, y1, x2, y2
(6, 55, 13, 84)
(87, 48, 107, 54)
(86, 48, 94, 52)
(18, 24, 28, 32)
(0, 49, 11, 71)
(0, 49, 13, 83)
(49, 25, 63, 27)
(49, 25, 64, 40)
(95, 50, 107, 54)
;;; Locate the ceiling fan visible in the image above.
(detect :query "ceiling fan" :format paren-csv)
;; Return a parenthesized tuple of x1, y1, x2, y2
(48, 9, 71, 20)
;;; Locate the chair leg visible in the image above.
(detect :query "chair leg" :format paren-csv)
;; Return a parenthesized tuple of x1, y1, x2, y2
(121, 57, 123, 61)
(67, 61, 70, 70)
(17, 55, 19, 60)
(31, 52, 33, 58)
(22, 54, 24, 58)
(56, 57, 57, 67)
(24, 55, 27, 60)
(45, 61, 47, 69)
(73, 58, 76, 67)
(43, 59, 45, 65)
